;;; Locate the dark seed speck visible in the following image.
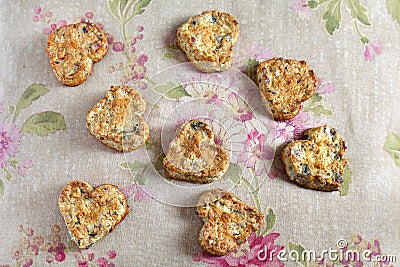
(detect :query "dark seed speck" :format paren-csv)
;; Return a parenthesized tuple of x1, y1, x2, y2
(191, 121, 203, 131)
(211, 16, 217, 23)
(336, 173, 343, 183)
(82, 27, 88, 34)
(303, 164, 311, 175)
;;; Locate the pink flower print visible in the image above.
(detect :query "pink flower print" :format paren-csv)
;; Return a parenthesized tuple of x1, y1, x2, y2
(316, 78, 336, 94)
(364, 41, 382, 61)
(55, 251, 66, 262)
(193, 233, 285, 267)
(34, 7, 42, 14)
(0, 121, 22, 168)
(137, 25, 144, 32)
(108, 251, 117, 259)
(227, 92, 253, 123)
(137, 54, 148, 66)
(17, 159, 33, 176)
(237, 129, 274, 176)
(87, 251, 95, 261)
(248, 44, 274, 62)
(44, 27, 52, 35)
(291, 0, 311, 19)
(121, 183, 151, 202)
(204, 92, 225, 108)
(85, 12, 94, 19)
(112, 42, 125, 52)
(21, 257, 33, 267)
(97, 257, 108, 267)
(274, 111, 311, 142)
(78, 262, 88, 267)
(134, 187, 151, 202)
(364, 45, 374, 61)
(57, 20, 67, 28)
(11, 247, 23, 260)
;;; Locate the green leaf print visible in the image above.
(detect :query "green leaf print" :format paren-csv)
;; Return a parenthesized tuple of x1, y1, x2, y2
(384, 132, 400, 167)
(339, 166, 352, 196)
(14, 84, 49, 121)
(288, 242, 308, 267)
(154, 81, 191, 99)
(387, 0, 400, 24)
(0, 178, 4, 197)
(21, 111, 66, 136)
(263, 208, 277, 234)
(346, 0, 371, 26)
(322, 0, 342, 35)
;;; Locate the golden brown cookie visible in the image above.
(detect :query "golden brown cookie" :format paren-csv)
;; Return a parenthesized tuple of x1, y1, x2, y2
(256, 58, 318, 121)
(46, 22, 108, 86)
(282, 125, 348, 191)
(196, 189, 264, 256)
(58, 180, 129, 249)
(86, 85, 150, 152)
(163, 120, 230, 183)
(176, 10, 240, 72)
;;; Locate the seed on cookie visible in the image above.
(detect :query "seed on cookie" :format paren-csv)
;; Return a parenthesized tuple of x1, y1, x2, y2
(58, 180, 129, 249)
(256, 57, 318, 121)
(86, 85, 150, 152)
(196, 189, 264, 256)
(163, 120, 230, 183)
(281, 125, 348, 191)
(46, 22, 109, 86)
(176, 10, 240, 72)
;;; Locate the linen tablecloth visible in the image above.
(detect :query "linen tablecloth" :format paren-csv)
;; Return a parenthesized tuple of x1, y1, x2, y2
(0, 0, 399, 266)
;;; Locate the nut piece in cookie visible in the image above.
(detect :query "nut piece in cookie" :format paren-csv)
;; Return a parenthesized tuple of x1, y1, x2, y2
(58, 180, 129, 249)
(176, 10, 240, 72)
(282, 125, 348, 191)
(196, 189, 264, 256)
(46, 22, 109, 86)
(86, 85, 150, 152)
(256, 58, 318, 121)
(163, 120, 230, 183)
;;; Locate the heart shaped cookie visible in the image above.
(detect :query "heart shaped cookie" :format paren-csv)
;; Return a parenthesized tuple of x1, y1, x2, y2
(282, 125, 348, 191)
(176, 10, 240, 72)
(196, 189, 264, 256)
(86, 85, 150, 152)
(256, 58, 318, 121)
(163, 120, 230, 183)
(58, 180, 129, 249)
(46, 22, 108, 86)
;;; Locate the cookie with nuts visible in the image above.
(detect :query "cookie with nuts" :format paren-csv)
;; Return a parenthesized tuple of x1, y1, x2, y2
(86, 85, 150, 152)
(58, 180, 129, 249)
(176, 10, 240, 72)
(282, 125, 348, 191)
(46, 22, 108, 86)
(163, 120, 230, 183)
(256, 57, 318, 121)
(196, 189, 264, 256)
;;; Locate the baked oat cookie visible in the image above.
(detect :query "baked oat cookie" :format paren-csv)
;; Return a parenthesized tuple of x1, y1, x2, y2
(163, 120, 230, 183)
(176, 10, 240, 72)
(196, 189, 264, 256)
(58, 180, 129, 249)
(86, 85, 150, 152)
(256, 58, 318, 121)
(46, 22, 108, 86)
(282, 125, 348, 191)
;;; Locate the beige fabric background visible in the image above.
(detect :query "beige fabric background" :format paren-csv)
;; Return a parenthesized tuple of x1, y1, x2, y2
(0, 0, 399, 266)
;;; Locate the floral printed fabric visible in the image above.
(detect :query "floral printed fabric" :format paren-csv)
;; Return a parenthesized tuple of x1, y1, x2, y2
(0, 0, 400, 266)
